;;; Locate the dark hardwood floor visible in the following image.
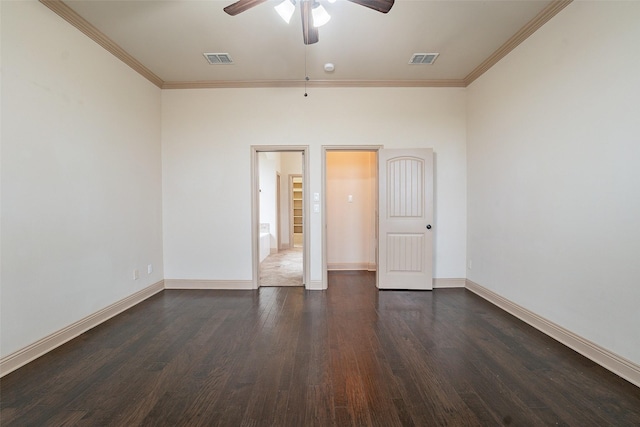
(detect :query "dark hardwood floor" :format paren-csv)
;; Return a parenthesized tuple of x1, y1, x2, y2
(2, 271, 639, 426)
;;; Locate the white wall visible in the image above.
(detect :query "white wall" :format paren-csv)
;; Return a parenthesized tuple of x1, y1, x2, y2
(326, 151, 376, 269)
(1, 2, 163, 357)
(5, 0, 637, 381)
(467, 1, 640, 364)
(258, 152, 279, 248)
(162, 87, 467, 283)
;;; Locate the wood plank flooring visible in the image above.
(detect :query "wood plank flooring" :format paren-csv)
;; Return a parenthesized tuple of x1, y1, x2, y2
(2, 271, 639, 426)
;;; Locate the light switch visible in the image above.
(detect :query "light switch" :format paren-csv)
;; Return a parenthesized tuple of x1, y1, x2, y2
(348, 195, 353, 203)
(313, 203, 320, 213)
(313, 192, 320, 202)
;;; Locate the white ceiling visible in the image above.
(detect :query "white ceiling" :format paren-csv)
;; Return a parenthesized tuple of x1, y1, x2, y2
(59, 0, 558, 86)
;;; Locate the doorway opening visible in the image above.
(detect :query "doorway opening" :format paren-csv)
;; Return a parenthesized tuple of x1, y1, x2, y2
(322, 147, 380, 289)
(252, 147, 309, 288)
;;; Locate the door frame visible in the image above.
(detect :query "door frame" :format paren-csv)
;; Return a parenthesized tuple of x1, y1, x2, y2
(321, 145, 382, 290)
(276, 172, 282, 250)
(251, 145, 309, 289)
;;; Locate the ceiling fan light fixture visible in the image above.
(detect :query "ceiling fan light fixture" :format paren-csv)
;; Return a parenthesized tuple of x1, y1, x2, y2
(311, 3, 331, 27)
(275, 0, 296, 23)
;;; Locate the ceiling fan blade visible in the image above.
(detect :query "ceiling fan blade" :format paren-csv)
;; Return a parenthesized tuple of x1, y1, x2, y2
(301, 1, 319, 45)
(223, 0, 269, 16)
(347, 0, 394, 14)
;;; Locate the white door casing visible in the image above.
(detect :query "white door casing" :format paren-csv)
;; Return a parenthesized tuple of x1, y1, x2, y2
(251, 146, 309, 289)
(378, 148, 434, 289)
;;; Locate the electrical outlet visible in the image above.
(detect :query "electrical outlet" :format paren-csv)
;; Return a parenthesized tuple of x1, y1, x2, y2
(468, 260, 473, 270)
(147, 264, 153, 275)
(133, 269, 140, 280)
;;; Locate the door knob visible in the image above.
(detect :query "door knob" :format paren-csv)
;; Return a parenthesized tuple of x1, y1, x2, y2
(426, 224, 432, 229)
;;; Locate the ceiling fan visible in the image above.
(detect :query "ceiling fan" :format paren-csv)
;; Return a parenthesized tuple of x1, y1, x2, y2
(223, 0, 395, 45)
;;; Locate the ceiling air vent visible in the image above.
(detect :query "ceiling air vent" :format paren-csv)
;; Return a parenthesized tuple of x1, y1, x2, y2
(203, 53, 233, 65)
(409, 53, 439, 65)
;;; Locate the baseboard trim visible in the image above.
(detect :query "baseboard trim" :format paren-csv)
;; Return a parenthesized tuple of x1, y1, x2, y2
(306, 280, 325, 291)
(0, 280, 164, 378)
(465, 279, 640, 388)
(164, 279, 254, 290)
(327, 262, 374, 271)
(433, 278, 466, 288)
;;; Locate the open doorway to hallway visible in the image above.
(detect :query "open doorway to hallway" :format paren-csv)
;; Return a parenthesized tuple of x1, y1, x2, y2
(256, 150, 305, 287)
(324, 149, 379, 287)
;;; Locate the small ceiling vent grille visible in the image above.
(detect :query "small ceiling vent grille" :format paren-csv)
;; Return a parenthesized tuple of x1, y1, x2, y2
(409, 53, 439, 65)
(203, 53, 233, 65)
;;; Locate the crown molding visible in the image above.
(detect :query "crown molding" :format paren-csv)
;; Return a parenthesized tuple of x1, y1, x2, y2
(161, 79, 466, 90)
(464, 0, 573, 86)
(39, 0, 164, 88)
(41, 0, 571, 90)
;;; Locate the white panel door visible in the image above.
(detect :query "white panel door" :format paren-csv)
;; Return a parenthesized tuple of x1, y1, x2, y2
(378, 148, 433, 289)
